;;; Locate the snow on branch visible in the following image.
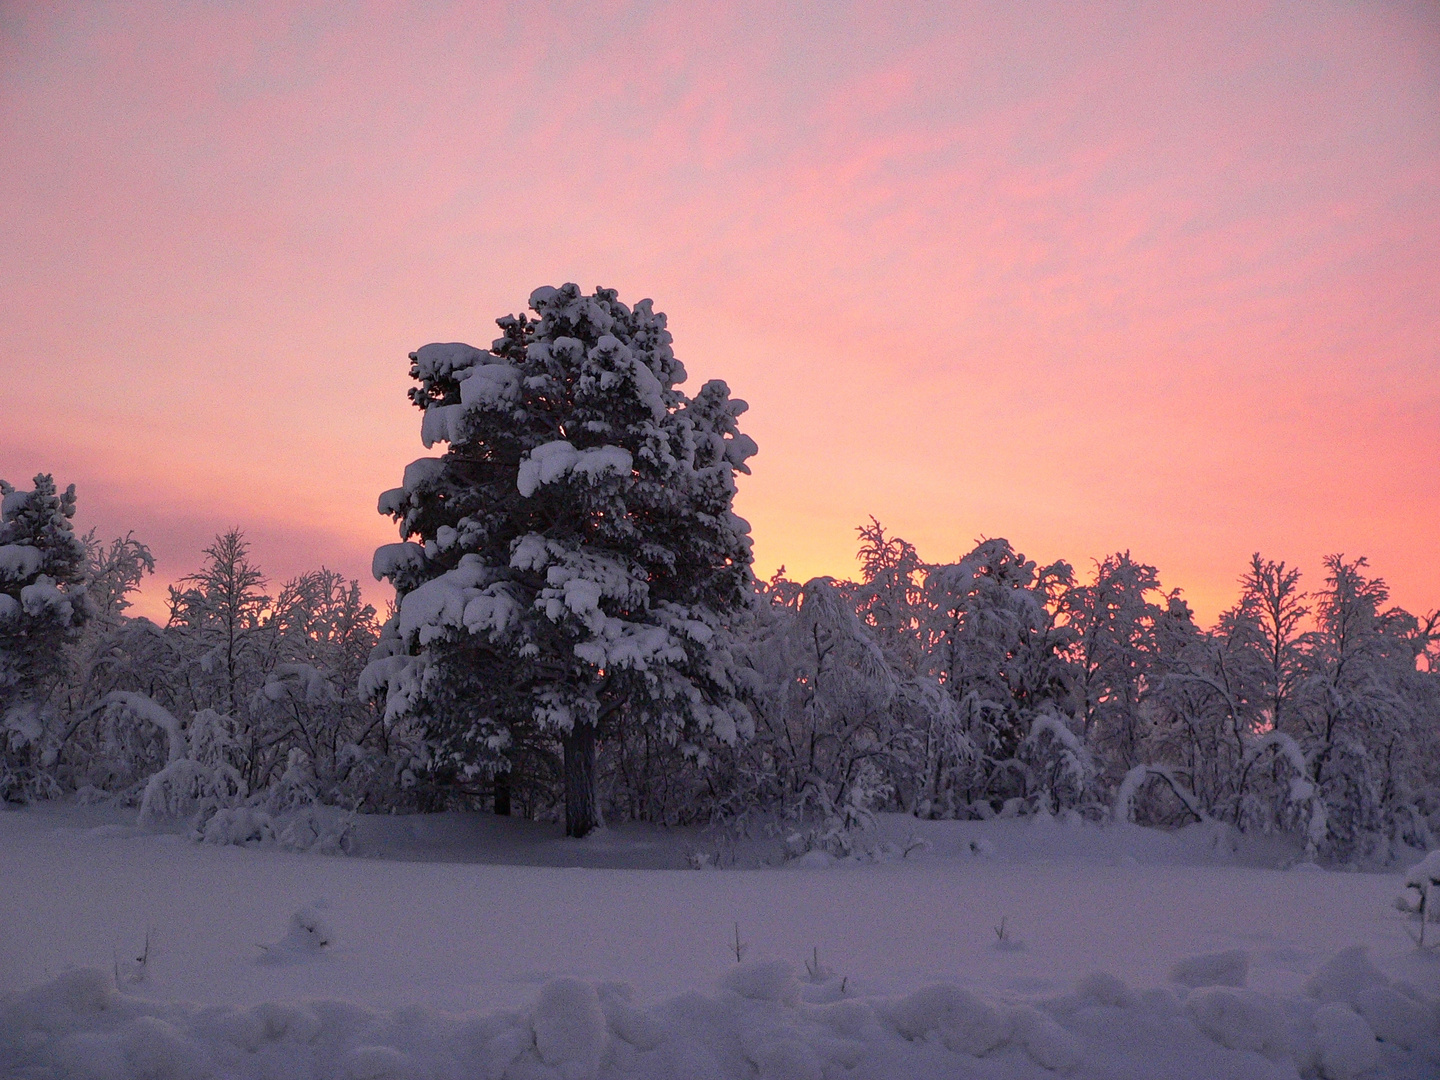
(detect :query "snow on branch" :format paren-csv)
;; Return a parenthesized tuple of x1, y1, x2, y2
(101, 692, 186, 765)
(1113, 765, 1207, 825)
(516, 441, 634, 498)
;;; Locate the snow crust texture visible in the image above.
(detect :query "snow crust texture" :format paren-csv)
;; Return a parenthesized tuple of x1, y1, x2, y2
(5, 950, 1438, 1080)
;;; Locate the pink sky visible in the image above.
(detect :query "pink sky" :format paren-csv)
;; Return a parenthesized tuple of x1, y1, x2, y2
(2, 1, 1437, 625)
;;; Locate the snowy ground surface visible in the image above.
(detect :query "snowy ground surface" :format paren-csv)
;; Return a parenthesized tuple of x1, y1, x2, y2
(3, 803, 1439, 1079)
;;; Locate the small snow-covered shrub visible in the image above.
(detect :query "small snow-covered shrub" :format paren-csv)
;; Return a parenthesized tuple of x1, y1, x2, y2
(192, 779, 354, 853)
(127, 741, 353, 852)
(273, 804, 354, 854)
(256, 903, 334, 963)
(137, 758, 247, 827)
(965, 837, 997, 858)
(194, 805, 276, 845)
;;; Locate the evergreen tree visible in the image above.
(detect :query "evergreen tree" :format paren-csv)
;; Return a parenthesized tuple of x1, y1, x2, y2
(0, 474, 90, 798)
(366, 284, 757, 836)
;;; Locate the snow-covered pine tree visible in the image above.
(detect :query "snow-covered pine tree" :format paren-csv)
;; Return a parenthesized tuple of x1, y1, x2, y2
(365, 284, 758, 836)
(0, 474, 90, 799)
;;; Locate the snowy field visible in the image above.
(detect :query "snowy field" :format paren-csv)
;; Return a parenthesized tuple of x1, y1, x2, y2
(3, 805, 1439, 1079)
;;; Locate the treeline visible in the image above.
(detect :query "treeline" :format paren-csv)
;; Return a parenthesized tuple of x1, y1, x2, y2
(591, 519, 1439, 863)
(3, 474, 1438, 863)
(723, 523, 1440, 863)
(0, 476, 406, 849)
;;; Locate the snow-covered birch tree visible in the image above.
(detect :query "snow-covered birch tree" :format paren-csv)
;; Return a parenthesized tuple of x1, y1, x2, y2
(920, 539, 1077, 809)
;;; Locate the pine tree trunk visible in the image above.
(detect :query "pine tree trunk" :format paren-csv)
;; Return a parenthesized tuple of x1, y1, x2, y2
(563, 721, 601, 837)
(493, 769, 511, 816)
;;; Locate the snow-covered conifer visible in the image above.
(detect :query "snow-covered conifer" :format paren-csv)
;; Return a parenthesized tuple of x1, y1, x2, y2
(0, 474, 90, 798)
(366, 284, 757, 836)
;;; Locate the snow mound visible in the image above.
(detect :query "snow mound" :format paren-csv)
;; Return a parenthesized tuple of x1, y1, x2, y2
(1312, 1002, 1381, 1080)
(883, 983, 1014, 1056)
(1304, 945, 1389, 1005)
(1169, 948, 1249, 989)
(1184, 985, 1287, 1060)
(533, 978, 607, 1075)
(257, 903, 334, 965)
(1353, 985, 1436, 1054)
(4, 959, 1436, 1080)
(966, 836, 998, 858)
(1066, 971, 1133, 1010)
(719, 959, 801, 1005)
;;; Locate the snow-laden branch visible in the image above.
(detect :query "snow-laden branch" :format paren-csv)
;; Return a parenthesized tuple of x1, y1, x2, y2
(101, 691, 186, 764)
(1113, 764, 1207, 825)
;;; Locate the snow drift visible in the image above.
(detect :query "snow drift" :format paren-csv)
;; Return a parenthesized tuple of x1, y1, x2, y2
(5, 948, 1438, 1080)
